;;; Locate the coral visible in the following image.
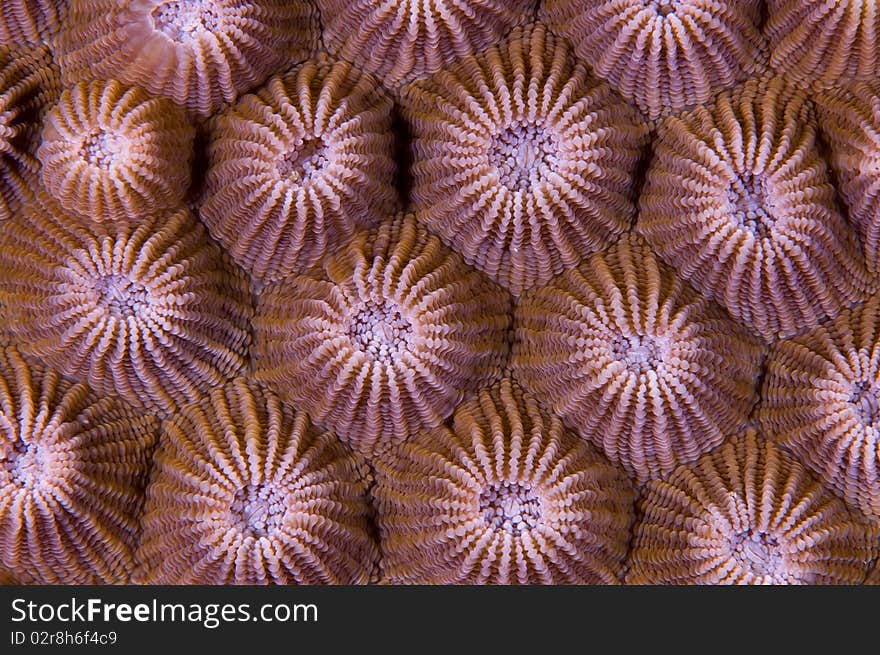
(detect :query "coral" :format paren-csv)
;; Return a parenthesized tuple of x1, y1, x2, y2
(0, 195, 252, 413)
(56, 0, 319, 118)
(375, 378, 635, 584)
(254, 213, 511, 458)
(758, 297, 880, 521)
(627, 430, 877, 585)
(638, 76, 869, 341)
(0, 44, 60, 221)
(38, 79, 194, 223)
(767, 0, 880, 87)
(513, 234, 764, 483)
(0, 0, 64, 45)
(0, 346, 158, 584)
(404, 24, 648, 295)
(138, 378, 377, 584)
(201, 56, 397, 283)
(816, 80, 880, 274)
(316, 0, 536, 87)
(540, 0, 765, 121)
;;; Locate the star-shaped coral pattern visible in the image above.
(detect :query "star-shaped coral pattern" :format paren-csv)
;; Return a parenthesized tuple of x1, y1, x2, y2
(0, 5, 877, 587)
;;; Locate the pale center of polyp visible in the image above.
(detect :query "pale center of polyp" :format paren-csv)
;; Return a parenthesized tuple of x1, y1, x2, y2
(94, 275, 149, 319)
(731, 531, 784, 579)
(150, 1, 222, 41)
(646, 0, 676, 16)
(489, 123, 556, 192)
(80, 129, 125, 169)
(230, 484, 286, 539)
(849, 379, 879, 426)
(728, 173, 775, 238)
(348, 302, 413, 363)
(480, 482, 541, 535)
(1, 439, 53, 488)
(610, 334, 663, 374)
(276, 137, 327, 184)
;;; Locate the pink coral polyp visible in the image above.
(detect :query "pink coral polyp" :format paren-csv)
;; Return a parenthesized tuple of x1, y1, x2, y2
(254, 214, 511, 458)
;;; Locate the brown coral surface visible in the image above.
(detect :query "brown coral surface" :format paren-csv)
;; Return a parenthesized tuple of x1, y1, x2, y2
(541, 0, 765, 121)
(375, 378, 636, 584)
(638, 76, 869, 340)
(56, 0, 319, 118)
(627, 430, 876, 585)
(759, 297, 880, 522)
(513, 234, 764, 483)
(405, 24, 648, 295)
(39, 79, 195, 223)
(201, 56, 397, 283)
(138, 378, 377, 584)
(254, 213, 511, 459)
(0, 195, 252, 413)
(317, 0, 536, 87)
(0, 346, 158, 584)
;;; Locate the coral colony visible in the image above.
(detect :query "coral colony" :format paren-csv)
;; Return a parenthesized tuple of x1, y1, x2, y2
(0, 0, 879, 585)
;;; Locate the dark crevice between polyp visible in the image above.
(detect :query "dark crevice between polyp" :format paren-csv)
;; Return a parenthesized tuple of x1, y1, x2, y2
(390, 103, 413, 209)
(815, 118, 862, 245)
(187, 123, 210, 205)
(628, 130, 655, 231)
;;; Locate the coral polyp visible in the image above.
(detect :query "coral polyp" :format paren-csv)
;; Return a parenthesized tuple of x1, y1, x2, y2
(57, 0, 319, 118)
(0, 195, 253, 413)
(138, 378, 378, 584)
(38, 80, 195, 222)
(254, 213, 511, 458)
(638, 76, 869, 340)
(405, 24, 648, 295)
(0, 346, 158, 584)
(375, 379, 636, 584)
(627, 431, 877, 585)
(513, 234, 764, 483)
(201, 56, 397, 283)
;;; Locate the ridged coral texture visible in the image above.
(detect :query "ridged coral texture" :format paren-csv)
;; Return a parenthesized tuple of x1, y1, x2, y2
(375, 378, 636, 584)
(317, 0, 537, 87)
(638, 76, 870, 340)
(0, 44, 59, 221)
(39, 79, 195, 222)
(0, 0, 63, 46)
(254, 213, 511, 459)
(627, 430, 877, 584)
(2, 3, 880, 587)
(767, 0, 880, 88)
(405, 24, 649, 295)
(0, 345, 158, 584)
(759, 297, 880, 522)
(137, 378, 378, 584)
(201, 55, 397, 283)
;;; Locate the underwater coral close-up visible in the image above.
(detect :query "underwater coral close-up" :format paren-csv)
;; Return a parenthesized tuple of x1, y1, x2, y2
(2, 0, 880, 587)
